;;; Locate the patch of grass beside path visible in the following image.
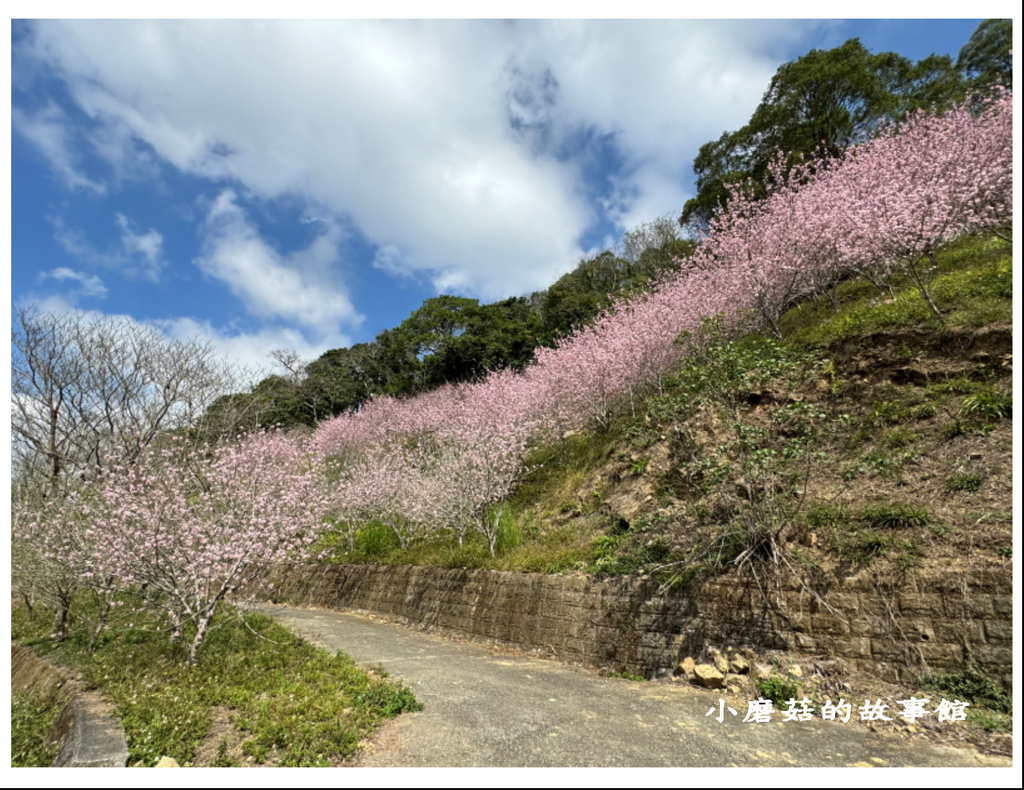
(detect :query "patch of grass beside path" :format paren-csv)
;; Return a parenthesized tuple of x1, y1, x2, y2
(11, 601, 422, 767)
(11, 689, 64, 767)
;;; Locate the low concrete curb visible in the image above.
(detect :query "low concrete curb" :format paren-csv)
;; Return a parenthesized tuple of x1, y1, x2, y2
(11, 644, 129, 768)
(52, 692, 130, 767)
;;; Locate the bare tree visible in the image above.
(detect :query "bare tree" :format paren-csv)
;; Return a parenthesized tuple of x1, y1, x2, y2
(11, 305, 239, 496)
(268, 348, 307, 384)
(620, 214, 681, 265)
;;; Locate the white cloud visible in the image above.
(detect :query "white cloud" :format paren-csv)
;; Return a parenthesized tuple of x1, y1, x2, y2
(371, 244, 415, 280)
(48, 213, 166, 280)
(163, 316, 350, 385)
(38, 267, 109, 300)
(50, 215, 120, 268)
(20, 19, 823, 299)
(195, 190, 362, 335)
(11, 293, 345, 391)
(18, 292, 79, 318)
(12, 102, 106, 193)
(115, 213, 164, 277)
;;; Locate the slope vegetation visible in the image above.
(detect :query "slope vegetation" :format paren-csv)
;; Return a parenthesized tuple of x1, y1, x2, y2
(333, 233, 1012, 584)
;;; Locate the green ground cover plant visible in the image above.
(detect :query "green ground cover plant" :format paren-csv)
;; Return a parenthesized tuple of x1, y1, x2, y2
(922, 661, 1013, 732)
(754, 674, 804, 708)
(781, 235, 1011, 348)
(11, 599, 421, 767)
(11, 690, 65, 767)
(922, 662, 1012, 715)
(945, 472, 983, 493)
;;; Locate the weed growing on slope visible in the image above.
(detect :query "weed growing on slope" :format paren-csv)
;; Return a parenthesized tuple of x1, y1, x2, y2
(922, 662, 1012, 715)
(755, 675, 804, 709)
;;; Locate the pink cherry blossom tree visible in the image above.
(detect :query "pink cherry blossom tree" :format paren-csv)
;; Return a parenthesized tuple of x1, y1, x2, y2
(432, 424, 532, 556)
(14, 491, 92, 641)
(820, 89, 1013, 317)
(44, 429, 331, 665)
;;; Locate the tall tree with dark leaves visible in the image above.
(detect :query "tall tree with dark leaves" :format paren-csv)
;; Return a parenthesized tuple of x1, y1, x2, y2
(679, 39, 964, 233)
(957, 19, 1013, 92)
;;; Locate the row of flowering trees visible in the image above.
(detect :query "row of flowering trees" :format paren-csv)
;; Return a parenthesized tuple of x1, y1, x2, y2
(309, 87, 1013, 559)
(692, 87, 1013, 334)
(14, 88, 1011, 664)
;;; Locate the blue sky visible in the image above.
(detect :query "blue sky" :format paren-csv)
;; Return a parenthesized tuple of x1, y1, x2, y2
(9, 15, 994, 378)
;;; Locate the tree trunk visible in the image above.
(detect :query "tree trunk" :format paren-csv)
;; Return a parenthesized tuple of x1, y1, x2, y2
(187, 615, 212, 667)
(906, 253, 944, 322)
(52, 598, 70, 641)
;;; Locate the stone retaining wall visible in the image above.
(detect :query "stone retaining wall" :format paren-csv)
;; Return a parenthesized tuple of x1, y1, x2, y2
(697, 567, 1012, 688)
(269, 564, 695, 675)
(269, 564, 1012, 689)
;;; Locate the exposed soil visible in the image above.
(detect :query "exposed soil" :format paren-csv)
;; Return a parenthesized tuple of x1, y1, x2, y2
(545, 323, 1013, 577)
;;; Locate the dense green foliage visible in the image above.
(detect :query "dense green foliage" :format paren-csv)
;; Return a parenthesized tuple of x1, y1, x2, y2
(678, 31, 982, 231)
(754, 674, 804, 708)
(11, 600, 422, 767)
(956, 19, 1013, 93)
(534, 238, 694, 338)
(399, 295, 544, 388)
(923, 662, 1013, 715)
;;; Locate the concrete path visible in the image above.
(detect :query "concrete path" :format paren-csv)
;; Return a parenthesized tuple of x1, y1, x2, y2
(257, 603, 1009, 768)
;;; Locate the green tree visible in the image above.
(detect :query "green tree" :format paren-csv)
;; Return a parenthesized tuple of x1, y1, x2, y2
(298, 343, 385, 420)
(249, 374, 307, 427)
(396, 295, 480, 356)
(537, 251, 626, 340)
(390, 295, 480, 390)
(957, 19, 1013, 92)
(679, 39, 964, 233)
(622, 215, 696, 280)
(392, 295, 544, 388)
(370, 327, 423, 397)
(427, 297, 543, 385)
(536, 240, 695, 343)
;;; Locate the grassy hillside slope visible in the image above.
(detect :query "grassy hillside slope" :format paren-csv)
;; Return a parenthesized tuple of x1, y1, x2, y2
(327, 233, 1013, 584)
